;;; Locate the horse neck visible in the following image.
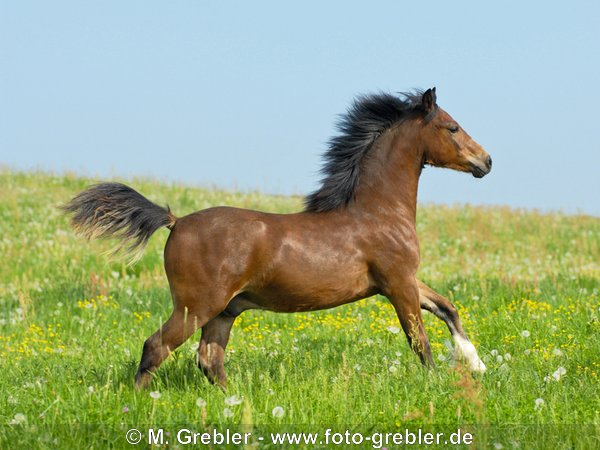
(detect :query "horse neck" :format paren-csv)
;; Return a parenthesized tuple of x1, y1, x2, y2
(350, 123, 423, 222)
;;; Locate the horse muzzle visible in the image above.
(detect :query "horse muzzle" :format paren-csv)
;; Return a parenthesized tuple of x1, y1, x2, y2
(471, 155, 492, 178)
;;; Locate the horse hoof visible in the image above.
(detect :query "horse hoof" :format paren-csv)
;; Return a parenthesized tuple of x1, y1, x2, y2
(470, 360, 487, 373)
(134, 371, 153, 390)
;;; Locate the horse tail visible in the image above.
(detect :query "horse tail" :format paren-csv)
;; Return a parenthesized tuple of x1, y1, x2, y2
(61, 182, 177, 263)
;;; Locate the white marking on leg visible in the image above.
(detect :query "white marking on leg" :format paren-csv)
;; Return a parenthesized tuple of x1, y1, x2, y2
(454, 335, 486, 373)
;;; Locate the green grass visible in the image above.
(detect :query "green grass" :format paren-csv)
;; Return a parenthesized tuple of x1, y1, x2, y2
(1, 169, 599, 449)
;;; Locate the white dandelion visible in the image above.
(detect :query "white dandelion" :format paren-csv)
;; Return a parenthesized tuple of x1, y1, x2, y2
(552, 366, 566, 381)
(224, 395, 243, 406)
(196, 397, 207, 408)
(149, 391, 161, 400)
(272, 406, 285, 418)
(521, 330, 530, 338)
(534, 398, 545, 411)
(9, 413, 26, 425)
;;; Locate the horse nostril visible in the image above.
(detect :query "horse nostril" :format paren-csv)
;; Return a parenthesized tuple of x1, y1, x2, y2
(486, 156, 492, 169)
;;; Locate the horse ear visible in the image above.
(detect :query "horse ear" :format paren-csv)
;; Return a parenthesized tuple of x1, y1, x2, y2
(421, 87, 437, 113)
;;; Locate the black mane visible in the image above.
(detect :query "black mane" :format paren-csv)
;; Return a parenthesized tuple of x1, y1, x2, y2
(304, 91, 425, 212)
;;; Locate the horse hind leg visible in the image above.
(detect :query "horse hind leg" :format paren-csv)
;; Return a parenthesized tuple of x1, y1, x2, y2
(417, 279, 486, 373)
(134, 285, 230, 389)
(197, 296, 257, 389)
(197, 313, 236, 390)
(134, 305, 209, 389)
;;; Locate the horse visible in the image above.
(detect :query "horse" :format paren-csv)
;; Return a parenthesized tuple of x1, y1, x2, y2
(63, 88, 491, 389)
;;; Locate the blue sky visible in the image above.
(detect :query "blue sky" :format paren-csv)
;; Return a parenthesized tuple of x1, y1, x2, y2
(1, 1, 599, 215)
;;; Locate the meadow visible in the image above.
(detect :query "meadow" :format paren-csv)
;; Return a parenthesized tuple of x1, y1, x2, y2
(0, 169, 598, 449)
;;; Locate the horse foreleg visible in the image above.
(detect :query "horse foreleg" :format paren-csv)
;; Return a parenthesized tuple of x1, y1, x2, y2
(387, 278, 435, 368)
(197, 313, 235, 390)
(417, 279, 486, 373)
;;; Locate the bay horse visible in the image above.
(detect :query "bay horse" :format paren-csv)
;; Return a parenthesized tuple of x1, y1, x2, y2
(63, 88, 491, 389)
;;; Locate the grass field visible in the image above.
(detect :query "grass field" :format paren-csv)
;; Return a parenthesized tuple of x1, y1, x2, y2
(1, 169, 599, 449)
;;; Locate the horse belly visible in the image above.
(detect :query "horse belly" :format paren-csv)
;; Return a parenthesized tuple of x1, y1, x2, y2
(248, 261, 375, 312)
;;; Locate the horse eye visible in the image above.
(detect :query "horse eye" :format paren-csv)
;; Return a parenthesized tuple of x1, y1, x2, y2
(448, 125, 459, 134)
